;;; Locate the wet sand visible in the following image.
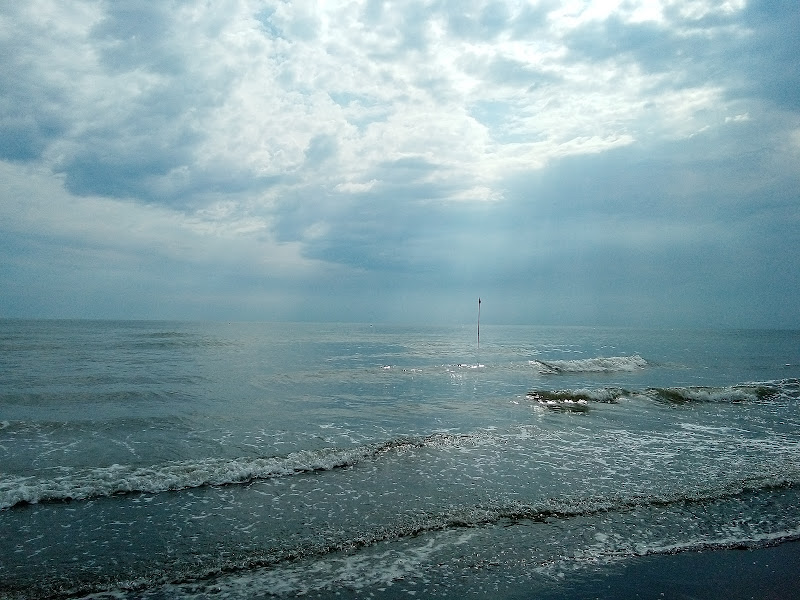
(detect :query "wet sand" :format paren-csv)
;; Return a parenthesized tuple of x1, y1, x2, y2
(302, 540, 800, 599)
(528, 541, 800, 600)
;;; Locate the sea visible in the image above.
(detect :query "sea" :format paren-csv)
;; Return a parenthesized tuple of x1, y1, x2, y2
(1, 320, 799, 599)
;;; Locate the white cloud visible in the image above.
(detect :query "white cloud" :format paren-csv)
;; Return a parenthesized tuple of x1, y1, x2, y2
(335, 180, 379, 193)
(1, 0, 798, 325)
(3, 0, 753, 204)
(725, 113, 750, 123)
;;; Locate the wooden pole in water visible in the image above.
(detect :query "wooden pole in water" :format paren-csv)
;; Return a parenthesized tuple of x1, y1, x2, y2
(477, 297, 481, 349)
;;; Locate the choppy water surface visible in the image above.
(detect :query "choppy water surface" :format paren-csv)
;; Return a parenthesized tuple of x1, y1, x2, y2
(1, 321, 799, 598)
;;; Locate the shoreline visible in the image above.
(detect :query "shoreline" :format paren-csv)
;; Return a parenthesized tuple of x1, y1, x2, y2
(525, 540, 800, 600)
(290, 539, 800, 599)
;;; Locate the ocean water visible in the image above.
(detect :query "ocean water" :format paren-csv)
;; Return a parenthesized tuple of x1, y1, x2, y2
(1, 320, 799, 599)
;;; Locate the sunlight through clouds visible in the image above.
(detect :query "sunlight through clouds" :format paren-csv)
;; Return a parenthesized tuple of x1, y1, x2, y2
(0, 0, 798, 325)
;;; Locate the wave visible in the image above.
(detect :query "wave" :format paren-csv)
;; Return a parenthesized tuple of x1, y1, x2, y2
(4, 380, 796, 509)
(527, 387, 624, 405)
(18, 476, 800, 600)
(628, 526, 800, 558)
(528, 355, 648, 374)
(175, 525, 800, 600)
(646, 384, 781, 404)
(527, 382, 787, 407)
(179, 475, 800, 565)
(538, 522, 800, 585)
(0, 432, 471, 510)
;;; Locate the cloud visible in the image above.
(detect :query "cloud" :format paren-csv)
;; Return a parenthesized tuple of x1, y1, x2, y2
(734, 0, 800, 109)
(92, 2, 185, 74)
(0, 160, 331, 319)
(0, 0, 798, 326)
(444, 0, 513, 40)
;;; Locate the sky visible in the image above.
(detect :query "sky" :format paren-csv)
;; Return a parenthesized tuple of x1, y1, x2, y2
(1, 0, 798, 327)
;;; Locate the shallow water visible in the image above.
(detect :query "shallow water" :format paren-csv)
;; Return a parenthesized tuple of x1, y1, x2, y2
(1, 321, 799, 598)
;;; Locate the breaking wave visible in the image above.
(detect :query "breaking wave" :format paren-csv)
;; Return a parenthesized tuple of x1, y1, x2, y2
(4, 380, 796, 510)
(527, 382, 786, 406)
(527, 387, 624, 404)
(12, 476, 800, 600)
(528, 355, 648, 374)
(646, 384, 781, 404)
(5, 380, 796, 511)
(0, 433, 472, 510)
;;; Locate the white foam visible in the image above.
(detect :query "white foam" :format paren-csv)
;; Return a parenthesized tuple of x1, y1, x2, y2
(0, 446, 375, 509)
(571, 387, 623, 402)
(121, 528, 476, 599)
(529, 355, 647, 373)
(564, 524, 800, 572)
(651, 384, 772, 404)
(0, 432, 488, 510)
